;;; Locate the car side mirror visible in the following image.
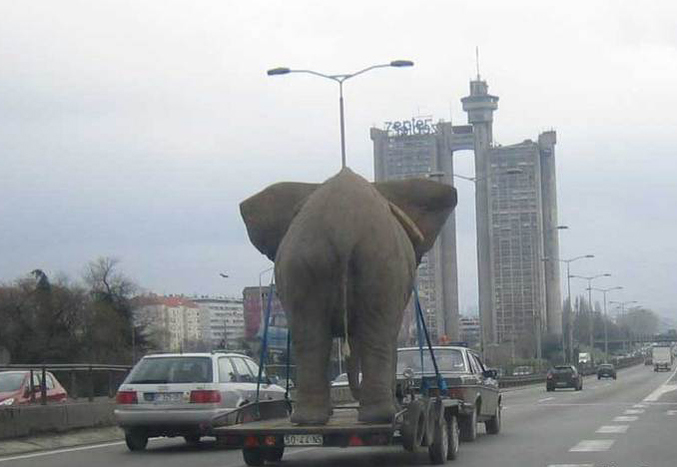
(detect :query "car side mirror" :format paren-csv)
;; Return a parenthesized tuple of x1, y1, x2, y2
(23, 387, 30, 398)
(483, 369, 498, 379)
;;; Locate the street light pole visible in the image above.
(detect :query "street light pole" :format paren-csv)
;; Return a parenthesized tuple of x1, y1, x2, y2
(544, 254, 594, 362)
(610, 300, 638, 352)
(591, 286, 623, 363)
(570, 273, 611, 355)
(218, 273, 229, 349)
(267, 60, 414, 169)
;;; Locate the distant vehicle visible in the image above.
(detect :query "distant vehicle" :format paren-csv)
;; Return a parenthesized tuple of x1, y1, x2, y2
(512, 366, 533, 376)
(652, 346, 672, 372)
(0, 371, 68, 406)
(114, 352, 286, 451)
(644, 356, 653, 366)
(546, 365, 583, 392)
(578, 353, 591, 365)
(597, 363, 617, 380)
(396, 346, 501, 441)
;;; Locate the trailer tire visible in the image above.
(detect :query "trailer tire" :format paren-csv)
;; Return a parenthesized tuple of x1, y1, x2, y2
(423, 399, 436, 447)
(447, 414, 459, 460)
(459, 405, 477, 442)
(428, 410, 448, 464)
(264, 447, 284, 462)
(402, 399, 426, 452)
(243, 447, 264, 466)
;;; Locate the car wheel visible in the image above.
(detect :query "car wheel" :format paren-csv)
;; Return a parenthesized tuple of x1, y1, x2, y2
(459, 405, 477, 442)
(125, 429, 148, 452)
(613, 376, 617, 380)
(184, 435, 200, 445)
(263, 447, 284, 462)
(485, 404, 501, 435)
(447, 414, 460, 460)
(597, 375, 601, 380)
(428, 411, 448, 465)
(243, 447, 264, 466)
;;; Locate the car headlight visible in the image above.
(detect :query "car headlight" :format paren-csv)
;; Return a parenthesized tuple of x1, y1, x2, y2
(0, 398, 15, 406)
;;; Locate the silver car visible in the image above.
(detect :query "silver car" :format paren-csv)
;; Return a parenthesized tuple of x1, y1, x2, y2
(114, 352, 286, 451)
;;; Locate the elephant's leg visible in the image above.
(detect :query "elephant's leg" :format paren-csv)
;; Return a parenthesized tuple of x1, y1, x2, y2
(356, 317, 401, 423)
(289, 306, 332, 425)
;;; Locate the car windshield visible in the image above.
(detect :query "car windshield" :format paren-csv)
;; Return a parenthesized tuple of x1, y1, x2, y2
(552, 366, 573, 373)
(0, 373, 25, 392)
(126, 357, 213, 384)
(397, 349, 466, 373)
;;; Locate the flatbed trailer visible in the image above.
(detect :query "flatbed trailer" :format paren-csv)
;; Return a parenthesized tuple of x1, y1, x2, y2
(213, 396, 463, 466)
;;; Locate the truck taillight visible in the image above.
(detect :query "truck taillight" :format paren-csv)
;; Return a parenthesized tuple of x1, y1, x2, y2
(116, 391, 138, 404)
(190, 390, 221, 403)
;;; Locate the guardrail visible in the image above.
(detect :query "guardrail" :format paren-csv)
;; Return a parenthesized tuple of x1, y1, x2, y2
(0, 364, 132, 405)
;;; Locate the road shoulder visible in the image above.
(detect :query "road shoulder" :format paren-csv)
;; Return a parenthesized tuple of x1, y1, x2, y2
(0, 426, 124, 458)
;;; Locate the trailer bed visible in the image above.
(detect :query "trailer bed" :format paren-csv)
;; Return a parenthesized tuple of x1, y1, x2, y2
(214, 408, 394, 435)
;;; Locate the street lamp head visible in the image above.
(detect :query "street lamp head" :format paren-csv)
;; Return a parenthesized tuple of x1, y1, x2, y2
(602, 273, 612, 277)
(267, 67, 291, 76)
(557, 225, 569, 230)
(390, 60, 414, 67)
(585, 254, 595, 258)
(219, 273, 229, 279)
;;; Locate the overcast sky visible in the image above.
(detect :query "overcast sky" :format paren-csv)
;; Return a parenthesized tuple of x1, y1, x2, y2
(1, 1, 676, 322)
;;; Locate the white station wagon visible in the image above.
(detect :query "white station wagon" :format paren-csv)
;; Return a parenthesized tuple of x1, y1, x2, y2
(114, 352, 286, 451)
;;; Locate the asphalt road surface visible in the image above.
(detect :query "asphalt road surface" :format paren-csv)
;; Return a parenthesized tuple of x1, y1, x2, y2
(3, 363, 676, 467)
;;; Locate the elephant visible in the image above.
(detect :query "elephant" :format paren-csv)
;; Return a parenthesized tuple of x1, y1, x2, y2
(240, 168, 456, 425)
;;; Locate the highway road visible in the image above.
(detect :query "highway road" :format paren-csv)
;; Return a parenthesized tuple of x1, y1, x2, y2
(3, 363, 676, 467)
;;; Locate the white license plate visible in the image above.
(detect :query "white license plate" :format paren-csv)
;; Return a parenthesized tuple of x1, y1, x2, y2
(152, 392, 182, 403)
(283, 434, 323, 446)
(556, 382, 567, 386)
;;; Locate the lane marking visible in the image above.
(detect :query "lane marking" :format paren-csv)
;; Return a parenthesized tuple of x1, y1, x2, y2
(548, 464, 595, 467)
(633, 404, 647, 408)
(666, 409, 677, 415)
(643, 367, 677, 402)
(624, 409, 644, 414)
(596, 425, 629, 433)
(538, 397, 555, 402)
(0, 441, 124, 463)
(570, 439, 615, 452)
(613, 415, 638, 422)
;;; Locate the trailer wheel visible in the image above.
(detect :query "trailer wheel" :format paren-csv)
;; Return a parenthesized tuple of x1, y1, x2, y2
(402, 399, 426, 452)
(428, 411, 448, 464)
(243, 447, 264, 466)
(447, 414, 459, 460)
(459, 405, 477, 442)
(423, 399, 436, 447)
(263, 447, 284, 462)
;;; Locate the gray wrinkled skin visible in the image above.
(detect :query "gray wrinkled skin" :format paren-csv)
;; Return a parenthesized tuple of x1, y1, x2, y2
(240, 168, 456, 425)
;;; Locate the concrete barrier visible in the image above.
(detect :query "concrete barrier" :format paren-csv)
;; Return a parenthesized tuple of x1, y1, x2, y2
(0, 401, 115, 440)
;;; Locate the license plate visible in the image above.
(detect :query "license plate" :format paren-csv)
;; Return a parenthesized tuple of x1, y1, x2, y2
(149, 392, 182, 403)
(556, 382, 567, 386)
(283, 434, 323, 446)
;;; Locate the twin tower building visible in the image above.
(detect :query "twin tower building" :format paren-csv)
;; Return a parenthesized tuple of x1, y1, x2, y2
(371, 77, 563, 356)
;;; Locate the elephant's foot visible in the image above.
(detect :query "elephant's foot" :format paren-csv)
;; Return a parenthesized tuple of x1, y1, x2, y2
(290, 403, 331, 425)
(358, 401, 396, 424)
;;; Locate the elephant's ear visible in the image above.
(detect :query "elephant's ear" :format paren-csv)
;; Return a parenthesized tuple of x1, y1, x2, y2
(240, 182, 319, 261)
(374, 179, 457, 261)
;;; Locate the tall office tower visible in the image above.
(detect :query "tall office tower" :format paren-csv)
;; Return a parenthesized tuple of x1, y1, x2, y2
(462, 78, 562, 355)
(371, 119, 472, 343)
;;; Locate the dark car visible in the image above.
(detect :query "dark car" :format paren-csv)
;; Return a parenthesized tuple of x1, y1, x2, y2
(546, 365, 583, 391)
(396, 346, 501, 442)
(597, 363, 617, 380)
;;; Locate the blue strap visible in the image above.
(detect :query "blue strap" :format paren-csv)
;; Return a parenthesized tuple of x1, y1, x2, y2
(255, 281, 275, 405)
(413, 285, 447, 394)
